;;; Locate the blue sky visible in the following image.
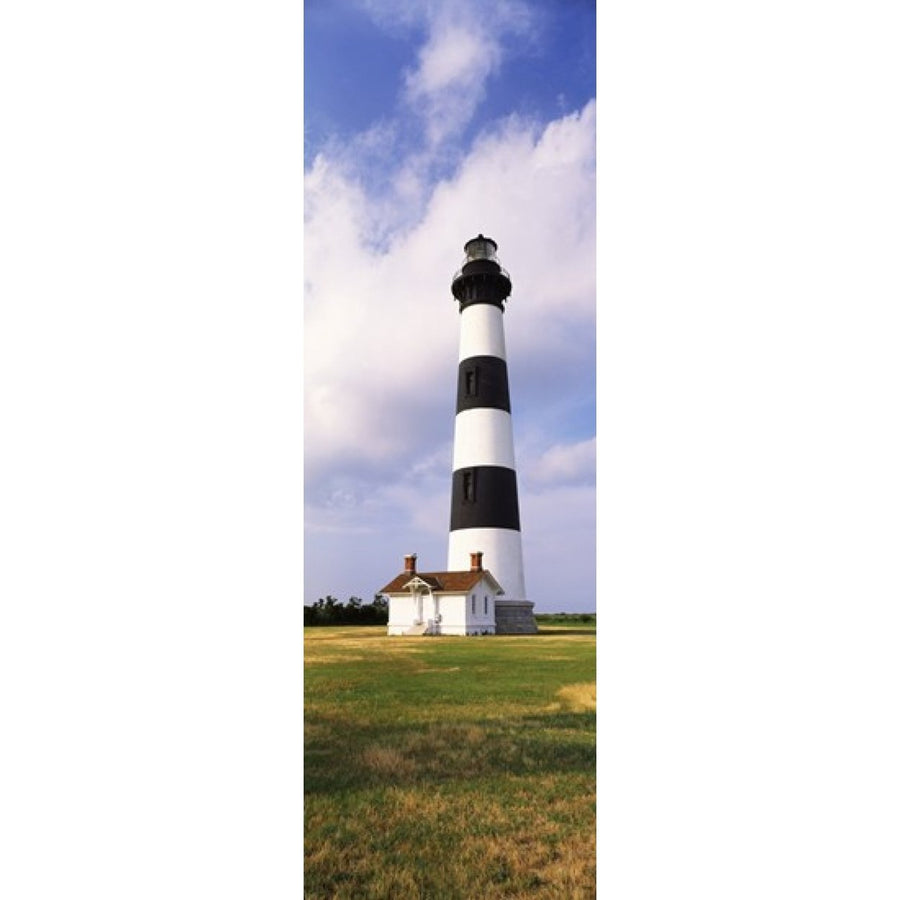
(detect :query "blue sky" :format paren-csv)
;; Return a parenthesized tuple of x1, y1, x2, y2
(304, 0, 597, 611)
(304, 0, 595, 161)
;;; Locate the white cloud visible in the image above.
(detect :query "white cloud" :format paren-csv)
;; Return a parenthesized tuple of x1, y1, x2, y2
(304, 100, 595, 483)
(354, 0, 539, 150)
(527, 437, 596, 487)
(404, 24, 502, 146)
(408, 25, 491, 96)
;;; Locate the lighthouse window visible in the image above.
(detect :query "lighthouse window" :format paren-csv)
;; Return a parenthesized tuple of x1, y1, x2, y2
(462, 469, 477, 503)
(464, 366, 479, 397)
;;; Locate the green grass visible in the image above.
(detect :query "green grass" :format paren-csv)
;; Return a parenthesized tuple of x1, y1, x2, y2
(304, 625, 596, 899)
(534, 613, 596, 627)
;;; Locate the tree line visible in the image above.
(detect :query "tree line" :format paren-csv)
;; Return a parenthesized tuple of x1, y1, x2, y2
(304, 595, 389, 626)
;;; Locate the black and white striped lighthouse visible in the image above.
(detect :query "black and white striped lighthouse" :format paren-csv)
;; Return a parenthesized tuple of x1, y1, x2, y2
(448, 235, 537, 634)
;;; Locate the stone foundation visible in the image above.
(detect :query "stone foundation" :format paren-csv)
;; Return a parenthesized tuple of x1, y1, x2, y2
(494, 599, 538, 634)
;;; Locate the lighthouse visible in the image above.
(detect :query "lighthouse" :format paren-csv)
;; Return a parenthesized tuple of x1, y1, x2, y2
(448, 235, 537, 634)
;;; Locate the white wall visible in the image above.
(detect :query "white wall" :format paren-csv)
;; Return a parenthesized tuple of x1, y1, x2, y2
(457, 303, 507, 361)
(387, 594, 419, 635)
(387, 579, 499, 635)
(440, 580, 498, 635)
(447, 528, 526, 603)
(451, 407, 516, 470)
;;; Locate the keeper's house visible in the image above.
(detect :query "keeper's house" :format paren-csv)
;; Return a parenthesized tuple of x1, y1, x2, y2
(379, 551, 503, 636)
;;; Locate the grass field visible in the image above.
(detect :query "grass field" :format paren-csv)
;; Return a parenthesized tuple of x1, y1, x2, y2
(304, 624, 596, 898)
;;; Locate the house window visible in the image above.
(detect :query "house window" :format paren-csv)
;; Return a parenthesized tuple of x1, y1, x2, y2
(484, 595, 488, 615)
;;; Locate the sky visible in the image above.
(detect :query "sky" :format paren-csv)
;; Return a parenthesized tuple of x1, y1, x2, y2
(304, 0, 597, 612)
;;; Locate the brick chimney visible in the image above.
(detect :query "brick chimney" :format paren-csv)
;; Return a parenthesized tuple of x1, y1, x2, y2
(469, 551, 483, 572)
(404, 553, 417, 574)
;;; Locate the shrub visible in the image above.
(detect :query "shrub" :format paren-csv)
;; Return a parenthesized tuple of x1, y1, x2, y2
(304, 594, 389, 626)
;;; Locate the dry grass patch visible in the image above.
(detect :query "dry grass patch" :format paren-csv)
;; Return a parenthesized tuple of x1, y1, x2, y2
(305, 778, 595, 899)
(358, 722, 489, 782)
(554, 682, 596, 713)
(359, 745, 417, 779)
(304, 653, 365, 665)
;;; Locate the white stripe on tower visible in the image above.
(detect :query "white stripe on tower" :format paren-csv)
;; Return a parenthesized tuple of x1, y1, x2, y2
(451, 407, 516, 471)
(448, 235, 528, 609)
(457, 303, 507, 359)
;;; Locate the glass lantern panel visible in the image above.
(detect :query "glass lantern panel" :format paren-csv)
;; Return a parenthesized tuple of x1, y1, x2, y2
(465, 238, 496, 262)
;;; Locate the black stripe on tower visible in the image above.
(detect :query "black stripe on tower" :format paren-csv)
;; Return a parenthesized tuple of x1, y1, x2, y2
(450, 465, 521, 531)
(451, 258, 512, 312)
(456, 355, 511, 413)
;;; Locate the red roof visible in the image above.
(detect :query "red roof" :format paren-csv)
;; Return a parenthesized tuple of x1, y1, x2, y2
(378, 569, 503, 595)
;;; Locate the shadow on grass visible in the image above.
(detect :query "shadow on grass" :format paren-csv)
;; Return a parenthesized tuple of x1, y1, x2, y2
(304, 709, 595, 796)
(535, 627, 596, 636)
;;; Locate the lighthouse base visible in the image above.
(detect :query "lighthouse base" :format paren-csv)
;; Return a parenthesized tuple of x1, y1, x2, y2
(494, 599, 538, 635)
